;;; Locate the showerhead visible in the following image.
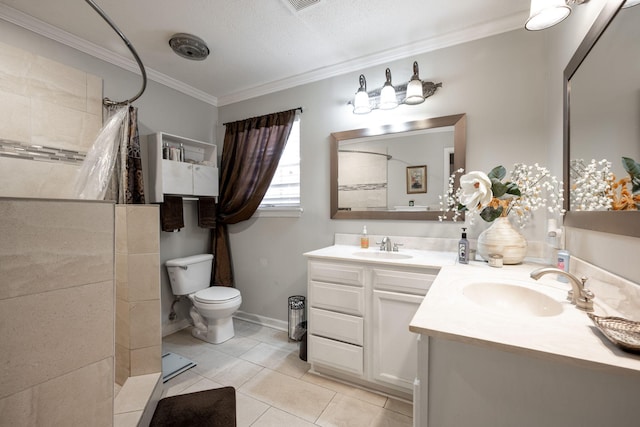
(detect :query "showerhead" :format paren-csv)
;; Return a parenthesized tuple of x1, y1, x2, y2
(169, 33, 210, 61)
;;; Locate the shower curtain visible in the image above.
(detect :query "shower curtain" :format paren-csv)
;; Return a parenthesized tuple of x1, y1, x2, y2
(105, 105, 146, 204)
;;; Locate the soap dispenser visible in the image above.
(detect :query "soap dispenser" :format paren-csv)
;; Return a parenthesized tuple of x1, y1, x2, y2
(458, 228, 469, 264)
(360, 225, 369, 249)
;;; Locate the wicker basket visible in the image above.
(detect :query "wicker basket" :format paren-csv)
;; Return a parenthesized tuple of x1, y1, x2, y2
(588, 313, 640, 354)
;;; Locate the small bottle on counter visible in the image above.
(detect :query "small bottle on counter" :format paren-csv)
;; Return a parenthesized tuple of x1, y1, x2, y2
(179, 143, 185, 162)
(557, 250, 570, 283)
(162, 142, 169, 159)
(360, 225, 369, 249)
(458, 227, 469, 264)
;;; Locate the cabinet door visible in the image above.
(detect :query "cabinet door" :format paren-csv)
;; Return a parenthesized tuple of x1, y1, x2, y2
(161, 160, 193, 195)
(371, 290, 423, 391)
(192, 164, 218, 196)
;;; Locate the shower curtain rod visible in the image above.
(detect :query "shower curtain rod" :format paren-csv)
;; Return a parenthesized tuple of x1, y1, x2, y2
(338, 149, 392, 160)
(85, 0, 147, 107)
(222, 107, 303, 126)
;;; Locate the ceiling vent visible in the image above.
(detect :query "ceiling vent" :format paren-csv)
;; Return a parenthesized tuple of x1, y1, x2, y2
(286, 0, 321, 12)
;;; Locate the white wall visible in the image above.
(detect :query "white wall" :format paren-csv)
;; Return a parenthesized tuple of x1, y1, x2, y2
(219, 29, 552, 321)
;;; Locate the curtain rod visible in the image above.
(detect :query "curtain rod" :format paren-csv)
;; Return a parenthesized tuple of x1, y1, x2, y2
(222, 107, 303, 126)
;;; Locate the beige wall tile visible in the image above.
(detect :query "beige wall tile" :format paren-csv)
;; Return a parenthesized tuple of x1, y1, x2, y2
(0, 158, 81, 199)
(87, 74, 103, 115)
(0, 281, 113, 399)
(128, 253, 160, 302)
(115, 206, 128, 254)
(129, 300, 161, 349)
(116, 299, 131, 349)
(82, 111, 103, 152)
(116, 253, 129, 301)
(116, 343, 130, 386)
(0, 90, 30, 142)
(0, 41, 32, 96)
(31, 99, 88, 151)
(0, 387, 34, 426)
(36, 358, 113, 427)
(126, 205, 159, 254)
(27, 55, 86, 111)
(130, 345, 161, 376)
(0, 199, 114, 299)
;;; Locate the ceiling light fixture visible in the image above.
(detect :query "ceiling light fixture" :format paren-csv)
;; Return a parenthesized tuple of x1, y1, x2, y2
(350, 61, 442, 115)
(169, 33, 210, 60)
(525, 0, 589, 31)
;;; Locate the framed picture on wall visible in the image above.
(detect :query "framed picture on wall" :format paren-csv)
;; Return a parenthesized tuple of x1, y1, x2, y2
(406, 165, 427, 194)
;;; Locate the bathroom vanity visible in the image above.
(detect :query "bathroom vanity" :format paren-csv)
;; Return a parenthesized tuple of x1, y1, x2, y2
(410, 261, 640, 427)
(304, 239, 456, 400)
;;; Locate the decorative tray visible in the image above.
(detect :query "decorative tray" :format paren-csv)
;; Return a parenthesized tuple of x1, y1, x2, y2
(588, 313, 640, 354)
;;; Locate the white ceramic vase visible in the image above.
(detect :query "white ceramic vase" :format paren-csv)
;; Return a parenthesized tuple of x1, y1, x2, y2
(476, 217, 527, 264)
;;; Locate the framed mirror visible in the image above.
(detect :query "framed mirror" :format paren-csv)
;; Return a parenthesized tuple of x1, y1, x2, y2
(563, 0, 640, 237)
(330, 113, 466, 220)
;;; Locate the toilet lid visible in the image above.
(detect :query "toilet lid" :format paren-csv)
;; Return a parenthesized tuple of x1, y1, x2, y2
(194, 286, 240, 303)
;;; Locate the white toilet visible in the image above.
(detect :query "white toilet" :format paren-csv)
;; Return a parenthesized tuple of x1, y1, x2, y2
(166, 254, 242, 344)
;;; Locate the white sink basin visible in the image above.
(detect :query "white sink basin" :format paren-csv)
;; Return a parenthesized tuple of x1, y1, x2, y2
(463, 282, 563, 317)
(352, 251, 412, 260)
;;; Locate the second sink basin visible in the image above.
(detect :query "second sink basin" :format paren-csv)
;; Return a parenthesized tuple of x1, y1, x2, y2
(463, 282, 563, 317)
(353, 251, 412, 260)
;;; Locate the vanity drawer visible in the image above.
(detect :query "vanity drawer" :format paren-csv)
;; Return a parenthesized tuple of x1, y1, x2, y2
(309, 307, 364, 345)
(372, 268, 438, 296)
(309, 280, 365, 316)
(308, 260, 364, 287)
(309, 335, 363, 376)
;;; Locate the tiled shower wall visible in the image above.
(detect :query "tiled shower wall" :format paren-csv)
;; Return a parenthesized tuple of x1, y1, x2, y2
(115, 205, 161, 386)
(0, 41, 102, 199)
(0, 198, 115, 426)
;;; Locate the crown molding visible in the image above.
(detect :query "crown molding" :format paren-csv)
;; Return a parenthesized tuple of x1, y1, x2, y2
(1, 3, 527, 108)
(216, 11, 528, 106)
(0, 3, 218, 106)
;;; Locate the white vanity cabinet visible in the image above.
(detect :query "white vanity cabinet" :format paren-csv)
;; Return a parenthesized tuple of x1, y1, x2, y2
(306, 257, 438, 397)
(371, 268, 436, 391)
(147, 132, 218, 203)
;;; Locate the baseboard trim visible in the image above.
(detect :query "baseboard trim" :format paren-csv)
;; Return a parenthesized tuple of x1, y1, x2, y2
(162, 319, 190, 337)
(233, 310, 288, 333)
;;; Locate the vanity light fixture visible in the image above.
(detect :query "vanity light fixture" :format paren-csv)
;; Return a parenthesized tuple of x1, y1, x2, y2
(353, 75, 372, 114)
(404, 62, 425, 105)
(379, 68, 398, 110)
(350, 61, 442, 114)
(525, 0, 589, 31)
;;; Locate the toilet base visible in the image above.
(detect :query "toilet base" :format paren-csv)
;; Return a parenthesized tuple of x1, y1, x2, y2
(191, 316, 235, 344)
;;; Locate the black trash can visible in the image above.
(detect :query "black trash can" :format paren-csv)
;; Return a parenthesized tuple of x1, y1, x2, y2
(293, 321, 307, 361)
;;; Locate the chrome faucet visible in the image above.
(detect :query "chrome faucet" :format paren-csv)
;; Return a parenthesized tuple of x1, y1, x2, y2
(529, 267, 595, 312)
(378, 236, 392, 251)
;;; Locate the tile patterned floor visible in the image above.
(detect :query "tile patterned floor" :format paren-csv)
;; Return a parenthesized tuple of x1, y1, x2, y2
(162, 319, 413, 427)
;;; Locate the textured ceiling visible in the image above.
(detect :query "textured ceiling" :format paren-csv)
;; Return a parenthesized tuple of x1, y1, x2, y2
(0, 0, 531, 105)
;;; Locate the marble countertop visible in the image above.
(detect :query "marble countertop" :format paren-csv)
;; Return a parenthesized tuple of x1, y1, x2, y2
(303, 244, 457, 269)
(409, 261, 640, 377)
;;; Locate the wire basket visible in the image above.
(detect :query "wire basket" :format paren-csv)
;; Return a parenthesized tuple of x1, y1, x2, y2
(588, 313, 640, 354)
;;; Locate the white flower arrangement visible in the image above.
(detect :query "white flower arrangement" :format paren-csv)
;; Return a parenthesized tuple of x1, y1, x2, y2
(439, 163, 564, 227)
(569, 159, 614, 211)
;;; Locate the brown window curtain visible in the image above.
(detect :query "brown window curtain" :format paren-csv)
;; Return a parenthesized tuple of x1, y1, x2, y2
(212, 109, 297, 286)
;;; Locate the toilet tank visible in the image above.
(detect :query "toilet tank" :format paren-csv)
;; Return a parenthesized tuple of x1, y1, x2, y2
(166, 254, 213, 296)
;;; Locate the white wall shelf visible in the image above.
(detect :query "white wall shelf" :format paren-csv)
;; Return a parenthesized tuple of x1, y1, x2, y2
(147, 132, 218, 203)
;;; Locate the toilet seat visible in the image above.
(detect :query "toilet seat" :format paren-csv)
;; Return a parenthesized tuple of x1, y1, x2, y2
(194, 286, 241, 304)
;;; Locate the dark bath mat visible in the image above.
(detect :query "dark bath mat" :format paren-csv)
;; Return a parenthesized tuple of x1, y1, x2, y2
(150, 386, 236, 427)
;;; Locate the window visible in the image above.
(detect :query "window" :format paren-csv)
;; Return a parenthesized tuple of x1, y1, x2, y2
(258, 114, 301, 214)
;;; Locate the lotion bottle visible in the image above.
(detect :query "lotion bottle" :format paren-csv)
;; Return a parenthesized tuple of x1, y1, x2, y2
(458, 228, 469, 264)
(360, 225, 369, 249)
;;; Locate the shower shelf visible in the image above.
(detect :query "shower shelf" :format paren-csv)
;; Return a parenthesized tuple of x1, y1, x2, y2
(146, 132, 218, 203)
